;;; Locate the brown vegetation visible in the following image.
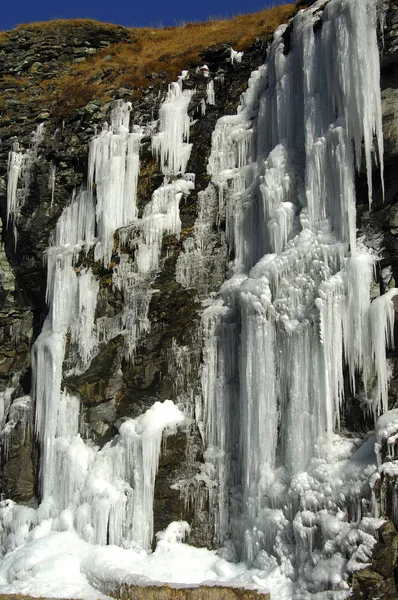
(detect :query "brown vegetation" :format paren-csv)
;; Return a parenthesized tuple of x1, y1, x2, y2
(0, 4, 298, 117)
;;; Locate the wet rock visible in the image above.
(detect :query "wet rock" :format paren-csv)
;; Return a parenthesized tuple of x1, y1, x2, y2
(350, 521, 398, 599)
(1, 421, 37, 502)
(200, 44, 232, 65)
(382, 88, 398, 159)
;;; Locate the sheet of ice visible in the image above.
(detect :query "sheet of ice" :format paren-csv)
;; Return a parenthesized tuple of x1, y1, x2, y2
(6, 124, 44, 246)
(195, 0, 390, 595)
(176, 184, 227, 295)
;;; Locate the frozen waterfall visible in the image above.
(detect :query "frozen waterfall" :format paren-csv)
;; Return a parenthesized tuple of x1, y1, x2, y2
(1, 0, 397, 597)
(3, 95, 189, 555)
(193, 0, 396, 589)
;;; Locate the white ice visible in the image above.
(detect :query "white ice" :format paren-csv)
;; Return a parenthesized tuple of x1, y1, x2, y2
(1, 0, 395, 599)
(194, 0, 394, 595)
(6, 124, 44, 246)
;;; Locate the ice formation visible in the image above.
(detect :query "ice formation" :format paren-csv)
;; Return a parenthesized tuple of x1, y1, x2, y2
(189, 0, 397, 594)
(2, 84, 193, 563)
(6, 124, 44, 246)
(1, 0, 397, 598)
(88, 101, 143, 265)
(152, 75, 194, 176)
(230, 48, 244, 65)
(98, 75, 195, 357)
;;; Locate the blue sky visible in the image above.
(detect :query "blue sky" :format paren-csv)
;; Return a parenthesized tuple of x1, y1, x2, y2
(2, 0, 289, 31)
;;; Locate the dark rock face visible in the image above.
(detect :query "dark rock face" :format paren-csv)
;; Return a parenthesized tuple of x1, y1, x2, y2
(351, 521, 398, 600)
(0, 21, 129, 78)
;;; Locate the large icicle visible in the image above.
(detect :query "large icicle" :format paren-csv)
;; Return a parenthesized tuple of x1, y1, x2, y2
(18, 83, 194, 557)
(89, 101, 143, 266)
(195, 1, 395, 593)
(33, 189, 97, 500)
(6, 124, 44, 247)
(152, 75, 194, 175)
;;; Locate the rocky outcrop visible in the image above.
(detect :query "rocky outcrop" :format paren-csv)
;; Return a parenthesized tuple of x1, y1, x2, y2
(351, 521, 398, 600)
(0, 216, 34, 501)
(116, 585, 270, 600)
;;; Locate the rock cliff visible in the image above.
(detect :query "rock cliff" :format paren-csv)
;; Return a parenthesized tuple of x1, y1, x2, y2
(0, 5, 302, 541)
(1, 0, 398, 597)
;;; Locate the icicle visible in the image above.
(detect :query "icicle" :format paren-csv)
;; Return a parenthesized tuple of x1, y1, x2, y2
(369, 289, 398, 414)
(48, 163, 56, 205)
(197, 0, 390, 572)
(32, 187, 98, 500)
(89, 101, 143, 266)
(0, 391, 31, 461)
(152, 78, 194, 176)
(230, 48, 243, 64)
(206, 80, 215, 106)
(69, 269, 99, 370)
(6, 124, 44, 247)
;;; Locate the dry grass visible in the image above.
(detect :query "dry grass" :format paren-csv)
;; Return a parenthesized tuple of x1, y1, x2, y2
(1, 4, 298, 117)
(14, 18, 125, 31)
(0, 18, 126, 40)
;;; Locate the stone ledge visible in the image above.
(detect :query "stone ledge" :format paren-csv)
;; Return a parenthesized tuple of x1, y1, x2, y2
(0, 587, 271, 600)
(117, 585, 270, 600)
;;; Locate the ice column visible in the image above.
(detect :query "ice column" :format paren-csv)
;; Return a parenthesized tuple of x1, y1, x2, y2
(197, 0, 393, 566)
(88, 101, 143, 266)
(152, 75, 194, 176)
(6, 124, 44, 246)
(33, 190, 96, 500)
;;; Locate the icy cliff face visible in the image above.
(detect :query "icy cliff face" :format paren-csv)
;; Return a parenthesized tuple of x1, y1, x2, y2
(1, 0, 398, 598)
(197, 0, 389, 546)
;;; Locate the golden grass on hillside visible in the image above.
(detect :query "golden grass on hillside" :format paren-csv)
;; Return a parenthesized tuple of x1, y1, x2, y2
(1, 4, 297, 117)
(14, 18, 125, 31)
(0, 17, 126, 39)
(57, 4, 296, 114)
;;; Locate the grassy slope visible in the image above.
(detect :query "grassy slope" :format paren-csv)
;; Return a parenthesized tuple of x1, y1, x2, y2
(0, 4, 299, 116)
